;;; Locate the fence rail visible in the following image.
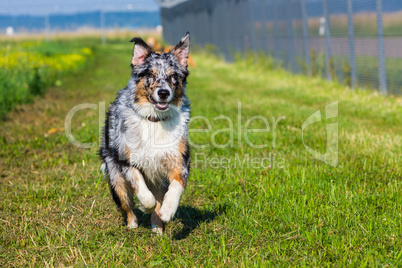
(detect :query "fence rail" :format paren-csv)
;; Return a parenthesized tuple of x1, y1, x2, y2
(161, 0, 402, 95)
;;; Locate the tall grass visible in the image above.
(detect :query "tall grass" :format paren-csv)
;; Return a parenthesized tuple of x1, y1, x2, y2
(0, 40, 93, 119)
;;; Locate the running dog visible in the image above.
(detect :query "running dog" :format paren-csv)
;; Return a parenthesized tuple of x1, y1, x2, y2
(100, 33, 191, 234)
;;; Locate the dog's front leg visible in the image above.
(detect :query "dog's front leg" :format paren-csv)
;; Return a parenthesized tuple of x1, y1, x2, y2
(158, 180, 185, 222)
(159, 141, 190, 223)
(126, 168, 156, 213)
(158, 165, 188, 223)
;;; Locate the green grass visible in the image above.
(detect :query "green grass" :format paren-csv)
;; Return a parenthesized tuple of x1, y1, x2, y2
(0, 37, 401, 266)
(0, 39, 94, 119)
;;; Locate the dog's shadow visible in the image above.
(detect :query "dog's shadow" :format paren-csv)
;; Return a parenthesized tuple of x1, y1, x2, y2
(172, 204, 226, 240)
(131, 204, 226, 240)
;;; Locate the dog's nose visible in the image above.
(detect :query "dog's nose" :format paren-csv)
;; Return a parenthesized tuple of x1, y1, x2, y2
(157, 89, 170, 100)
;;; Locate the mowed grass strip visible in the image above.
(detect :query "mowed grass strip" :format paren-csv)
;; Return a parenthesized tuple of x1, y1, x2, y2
(0, 39, 401, 266)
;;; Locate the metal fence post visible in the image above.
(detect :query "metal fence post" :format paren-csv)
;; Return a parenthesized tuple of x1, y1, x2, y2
(235, 0, 241, 52)
(301, 0, 311, 75)
(273, 0, 280, 65)
(260, 0, 268, 54)
(218, 1, 224, 56)
(221, 0, 227, 56)
(249, 0, 256, 52)
(376, 0, 387, 94)
(287, 0, 295, 72)
(323, 0, 332, 81)
(226, 0, 235, 59)
(100, 10, 106, 46)
(347, 0, 357, 89)
(242, 0, 249, 54)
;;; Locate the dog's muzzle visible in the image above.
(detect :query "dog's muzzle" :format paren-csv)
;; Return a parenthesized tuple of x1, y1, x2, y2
(151, 88, 173, 111)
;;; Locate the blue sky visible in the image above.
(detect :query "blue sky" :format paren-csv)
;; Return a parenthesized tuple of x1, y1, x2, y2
(0, 0, 159, 16)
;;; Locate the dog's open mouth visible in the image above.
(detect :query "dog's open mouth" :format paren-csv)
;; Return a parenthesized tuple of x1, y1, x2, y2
(150, 96, 169, 111)
(155, 102, 168, 111)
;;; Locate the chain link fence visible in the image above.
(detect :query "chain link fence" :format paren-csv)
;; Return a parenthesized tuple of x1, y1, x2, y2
(161, 0, 402, 95)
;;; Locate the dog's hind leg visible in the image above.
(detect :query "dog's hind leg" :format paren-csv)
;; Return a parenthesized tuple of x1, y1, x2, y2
(126, 168, 156, 214)
(104, 158, 138, 229)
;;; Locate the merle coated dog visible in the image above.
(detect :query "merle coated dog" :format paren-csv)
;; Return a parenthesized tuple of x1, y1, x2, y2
(100, 33, 191, 234)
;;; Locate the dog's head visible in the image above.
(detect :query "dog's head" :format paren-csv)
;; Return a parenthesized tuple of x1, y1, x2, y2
(130, 32, 190, 116)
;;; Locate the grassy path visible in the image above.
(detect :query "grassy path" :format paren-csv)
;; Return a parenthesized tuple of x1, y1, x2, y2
(0, 40, 401, 266)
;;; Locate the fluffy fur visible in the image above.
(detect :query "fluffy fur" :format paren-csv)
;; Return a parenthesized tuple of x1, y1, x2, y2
(100, 33, 191, 234)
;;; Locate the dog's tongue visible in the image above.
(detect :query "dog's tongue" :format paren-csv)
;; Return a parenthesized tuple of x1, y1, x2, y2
(156, 102, 168, 110)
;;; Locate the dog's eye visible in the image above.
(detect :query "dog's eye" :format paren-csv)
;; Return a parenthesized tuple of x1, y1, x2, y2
(169, 74, 177, 83)
(149, 74, 156, 80)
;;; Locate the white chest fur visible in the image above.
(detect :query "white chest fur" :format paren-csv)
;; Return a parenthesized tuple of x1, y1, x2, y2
(119, 111, 188, 184)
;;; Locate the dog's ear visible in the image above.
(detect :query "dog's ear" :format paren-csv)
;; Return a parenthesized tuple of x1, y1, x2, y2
(172, 32, 190, 67)
(130, 37, 152, 67)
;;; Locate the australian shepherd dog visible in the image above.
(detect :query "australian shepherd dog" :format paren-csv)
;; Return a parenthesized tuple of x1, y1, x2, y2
(100, 33, 191, 234)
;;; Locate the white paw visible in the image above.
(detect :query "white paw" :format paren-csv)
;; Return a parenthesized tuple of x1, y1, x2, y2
(137, 192, 156, 214)
(158, 204, 176, 222)
(158, 180, 184, 222)
(127, 220, 138, 229)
